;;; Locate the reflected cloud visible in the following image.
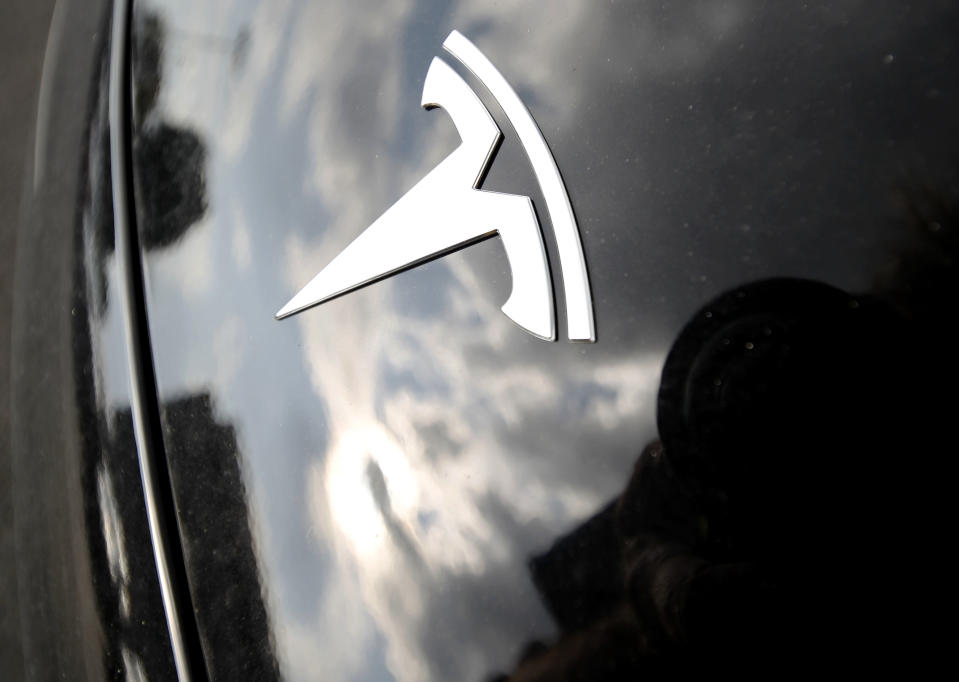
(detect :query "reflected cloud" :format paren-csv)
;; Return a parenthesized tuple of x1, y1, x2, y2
(133, 0, 959, 679)
(134, 1, 771, 679)
(322, 424, 419, 559)
(97, 464, 132, 620)
(121, 647, 148, 682)
(150, 218, 215, 297)
(232, 206, 253, 271)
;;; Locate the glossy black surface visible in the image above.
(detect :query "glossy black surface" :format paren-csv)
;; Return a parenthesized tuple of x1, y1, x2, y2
(3, 0, 178, 678)
(130, 0, 957, 679)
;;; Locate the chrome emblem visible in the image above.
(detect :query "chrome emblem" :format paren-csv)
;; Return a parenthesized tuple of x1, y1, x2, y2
(277, 31, 595, 342)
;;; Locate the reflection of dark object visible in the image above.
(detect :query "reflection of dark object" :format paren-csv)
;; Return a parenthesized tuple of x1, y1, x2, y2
(134, 124, 208, 249)
(508, 278, 929, 678)
(232, 26, 251, 70)
(643, 279, 917, 656)
(877, 188, 959, 441)
(94, 409, 181, 676)
(659, 278, 900, 482)
(132, 12, 211, 249)
(133, 12, 164, 123)
(617, 442, 782, 660)
(879, 187, 959, 321)
(366, 459, 424, 567)
(529, 501, 623, 632)
(657, 278, 913, 556)
(161, 393, 279, 681)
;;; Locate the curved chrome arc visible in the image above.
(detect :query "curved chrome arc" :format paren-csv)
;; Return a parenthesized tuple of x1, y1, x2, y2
(109, 1, 193, 679)
(443, 30, 596, 342)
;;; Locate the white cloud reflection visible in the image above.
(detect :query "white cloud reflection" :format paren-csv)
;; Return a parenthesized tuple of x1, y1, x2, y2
(272, 2, 673, 673)
(135, 0, 819, 680)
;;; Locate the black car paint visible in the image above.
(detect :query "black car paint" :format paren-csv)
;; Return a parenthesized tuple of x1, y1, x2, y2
(3, 0, 178, 678)
(130, 0, 958, 678)
(3, 0, 958, 679)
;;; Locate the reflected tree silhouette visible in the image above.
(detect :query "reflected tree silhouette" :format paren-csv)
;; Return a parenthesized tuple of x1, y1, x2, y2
(132, 10, 209, 250)
(135, 123, 208, 249)
(495, 227, 956, 678)
(160, 392, 281, 681)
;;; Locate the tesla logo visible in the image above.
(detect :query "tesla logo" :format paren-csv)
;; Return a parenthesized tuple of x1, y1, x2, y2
(276, 31, 595, 342)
